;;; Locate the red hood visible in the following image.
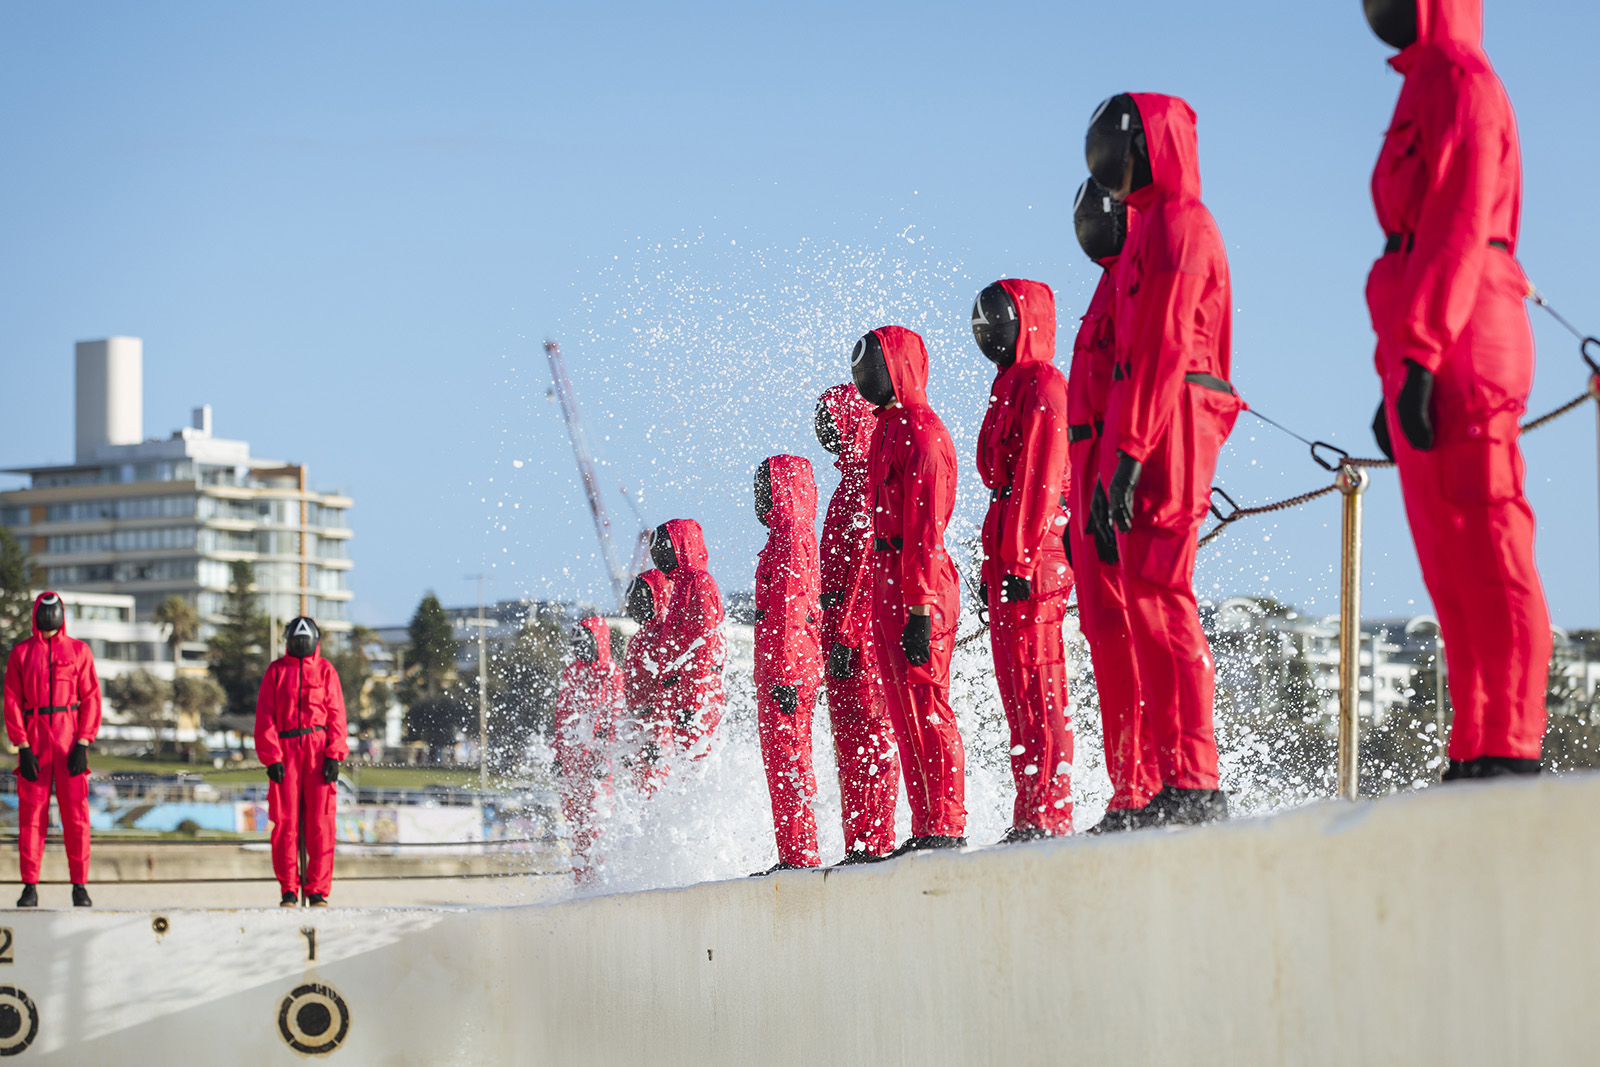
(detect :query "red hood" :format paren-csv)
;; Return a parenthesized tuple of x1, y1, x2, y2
(1127, 93, 1202, 210)
(1393, 0, 1484, 71)
(578, 615, 613, 666)
(638, 568, 674, 620)
(819, 383, 875, 467)
(995, 279, 1057, 366)
(662, 518, 710, 571)
(872, 325, 930, 408)
(764, 454, 817, 528)
(32, 591, 66, 638)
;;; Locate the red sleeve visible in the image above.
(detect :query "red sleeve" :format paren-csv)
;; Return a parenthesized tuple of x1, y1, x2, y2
(999, 370, 1071, 579)
(1114, 229, 1208, 462)
(3, 646, 25, 748)
(898, 422, 957, 605)
(254, 664, 282, 766)
(1393, 68, 1501, 374)
(74, 644, 101, 744)
(322, 660, 349, 760)
(755, 533, 820, 686)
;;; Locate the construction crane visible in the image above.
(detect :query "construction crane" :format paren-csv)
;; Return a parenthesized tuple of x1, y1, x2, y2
(544, 339, 649, 611)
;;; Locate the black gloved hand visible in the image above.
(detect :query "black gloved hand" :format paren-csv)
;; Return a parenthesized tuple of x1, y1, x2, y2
(266, 762, 285, 784)
(1396, 360, 1435, 450)
(1063, 528, 1072, 567)
(322, 757, 341, 785)
(67, 742, 88, 777)
(901, 612, 932, 667)
(1108, 452, 1143, 533)
(1371, 400, 1394, 461)
(17, 748, 38, 783)
(978, 581, 988, 607)
(771, 685, 799, 715)
(820, 591, 844, 610)
(1000, 575, 1031, 603)
(827, 642, 855, 680)
(660, 674, 679, 689)
(1089, 482, 1119, 564)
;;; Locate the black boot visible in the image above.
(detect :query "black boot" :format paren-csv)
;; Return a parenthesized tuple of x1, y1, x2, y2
(306, 893, 327, 907)
(915, 835, 966, 851)
(280, 891, 300, 907)
(1472, 756, 1541, 779)
(748, 862, 811, 878)
(15, 885, 36, 909)
(996, 826, 1050, 846)
(835, 850, 889, 866)
(1144, 786, 1229, 827)
(1440, 759, 1475, 782)
(1086, 808, 1145, 834)
(71, 884, 92, 908)
(887, 836, 927, 858)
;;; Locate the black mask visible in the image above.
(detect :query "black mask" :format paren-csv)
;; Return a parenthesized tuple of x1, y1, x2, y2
(571, 626, 598, 663)
(814, 398, 842, 456)
(34, 595, 64, 634)
(851, 332, 895, 408)
(1085, 93, 1152, 197)
(971, 283, 1021, 367)
(285, 616, 319, 658)
(626, 577, 655, 624)
(1073, 177, 1127, 262)
(650, 524, 678, 574)
(754, 459, 773, 526)
(1363, 0, 1417, 49)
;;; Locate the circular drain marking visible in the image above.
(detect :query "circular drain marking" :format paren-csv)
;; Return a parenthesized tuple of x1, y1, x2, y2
(0, 987, 39, 1056)
(278, 983, 349, 1055)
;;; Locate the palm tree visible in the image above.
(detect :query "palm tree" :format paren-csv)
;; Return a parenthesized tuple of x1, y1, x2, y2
(152, 595, 200, 668)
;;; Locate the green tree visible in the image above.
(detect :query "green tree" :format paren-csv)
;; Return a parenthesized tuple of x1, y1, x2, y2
(104, 669, 173, 753)
(0, 529, 35, 681)
(152, 594, 200, 667)
(324, 624, 375, 727)
(400, 593, 461, 758)
(208, 561, 269, 719)
(485, 609, 569, 770)
(173, 674, 226, 762)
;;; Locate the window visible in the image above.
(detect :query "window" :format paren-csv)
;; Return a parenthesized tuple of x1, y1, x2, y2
(66, 602, 131, 622)
(47, 527, 197, 554)
(197, 559, 233, 588)
(0, 507, 27, 527)
(198, 528, 258, 553)
(313, 597, 347, 622)
(46, 495, 197, 523)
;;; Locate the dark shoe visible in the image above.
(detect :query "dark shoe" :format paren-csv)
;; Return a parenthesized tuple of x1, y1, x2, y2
(280, 892, 300, 907)
(1144, 786, 1229, 827)
(16, 885, 36, 908)
(306, 893, 327, 907)
(915, 835, 967, 851)
(835, 850, 889, 866)
(996, 826, 1050, 845)
(71, 884, 92, 908)
(1441, 759, 1474, 782)
(748, 862, 811, 878)
(887, 836, 927, 858)
(1471, 756, 1541, 779)
(1086, 808, 1146, 834)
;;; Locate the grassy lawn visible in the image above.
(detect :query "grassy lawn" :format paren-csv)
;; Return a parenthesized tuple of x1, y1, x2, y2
(85, 753, 533, 791)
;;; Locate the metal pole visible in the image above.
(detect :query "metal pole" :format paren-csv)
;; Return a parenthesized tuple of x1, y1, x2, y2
(1336, 464, 1369, 800)
(1593, 375, 1600, 615)
(477, 577, 487, 794)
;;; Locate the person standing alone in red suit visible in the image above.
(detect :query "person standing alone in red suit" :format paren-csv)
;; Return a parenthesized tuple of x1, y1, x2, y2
(4, 592, 101, 907)
(854, 326, 966, 853)
(256, 616, 348, 906)
(1362, 0, 1550, 779)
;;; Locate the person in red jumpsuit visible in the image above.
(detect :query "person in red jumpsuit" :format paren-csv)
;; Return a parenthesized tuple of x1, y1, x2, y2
(255, 616, 348, 906)
(1068, 179, 1161, 832)
(853, 326, 966, 852)
(1085, 92, 1243, 826)
(651, 519, 726, 756)
(4, 592, 101, 908)
(815, 384, 900, 863)
(750, 454, 825, 874)
(972, 278, 1075, 842)
(622, 569, 676, 793)
(1363, 0, 1550, 779)
(554, 616, 625, 884)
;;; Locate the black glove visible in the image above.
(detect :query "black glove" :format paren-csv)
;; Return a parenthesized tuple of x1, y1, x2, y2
(1108, 452, 1143, 533)
(901, 612, 932, 667)
(1372, 400, 1394, 461)
(643, 740, 662, 765)
(1396, 360, 1434, 450)
(1063, 528, 1072, 567)
(660, 674, 679, 689)
(978, 581, 988, 607)
(266, 762, 285, 784)
(820, 591, 843, 610)
(1000, 575, 1031, 603)
(827, 642, 855, 680)
(322, 757, 341, 785)
(1089, 482, 1119, 564)
(771, 685, 799, 715)
(17, 748, 38, 783)
(67, 743, 88, 777)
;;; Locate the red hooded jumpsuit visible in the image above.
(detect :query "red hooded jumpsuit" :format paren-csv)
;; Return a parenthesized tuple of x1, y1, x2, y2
(255, 646, 349, 898)
(1367, 0, 1550, 763)
(1100, 94, 1243, 792)
(655, 519, 726, 754)
(818, 384, 900, 856)
(3, 593, 102, 885)
(867, 326, 966, 840)
(1068, 253, 1160, 812)
(622, 568, 677, 792)
(977, 279, 1075, 835)
(754, 454, 825, 866)
(555, 616, 625, 880)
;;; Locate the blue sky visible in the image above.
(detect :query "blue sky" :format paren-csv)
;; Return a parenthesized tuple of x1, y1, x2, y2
(2, 1, 1597, 627)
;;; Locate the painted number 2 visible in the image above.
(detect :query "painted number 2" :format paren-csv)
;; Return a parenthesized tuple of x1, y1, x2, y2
(0, 929, 14, 965)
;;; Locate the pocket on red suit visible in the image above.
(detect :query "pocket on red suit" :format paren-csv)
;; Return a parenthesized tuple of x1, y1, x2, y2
(268, 781, 282, 824)
(1128, 526, 1198, 592)
(1436, 423, 1522, 506)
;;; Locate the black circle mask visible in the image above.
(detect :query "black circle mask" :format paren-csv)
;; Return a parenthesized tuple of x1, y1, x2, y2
(33, 595, 64, 634)
(1085, 93, 1152, 197)
(1073, 177, 1128, 263)
(754, 459, 774, 526)
(851, 332, 895, 408)
(626, 577, 655, 624)
(650, 524, 678, 574)
(814, 398, 842, 456)
(1363, 0, 1417, 49)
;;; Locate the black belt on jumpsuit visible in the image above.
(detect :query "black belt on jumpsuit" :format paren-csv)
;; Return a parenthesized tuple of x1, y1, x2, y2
(24, 704, 78, 717)
(279, 726, 326, 739)
(1385, 233, 1509, 254)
